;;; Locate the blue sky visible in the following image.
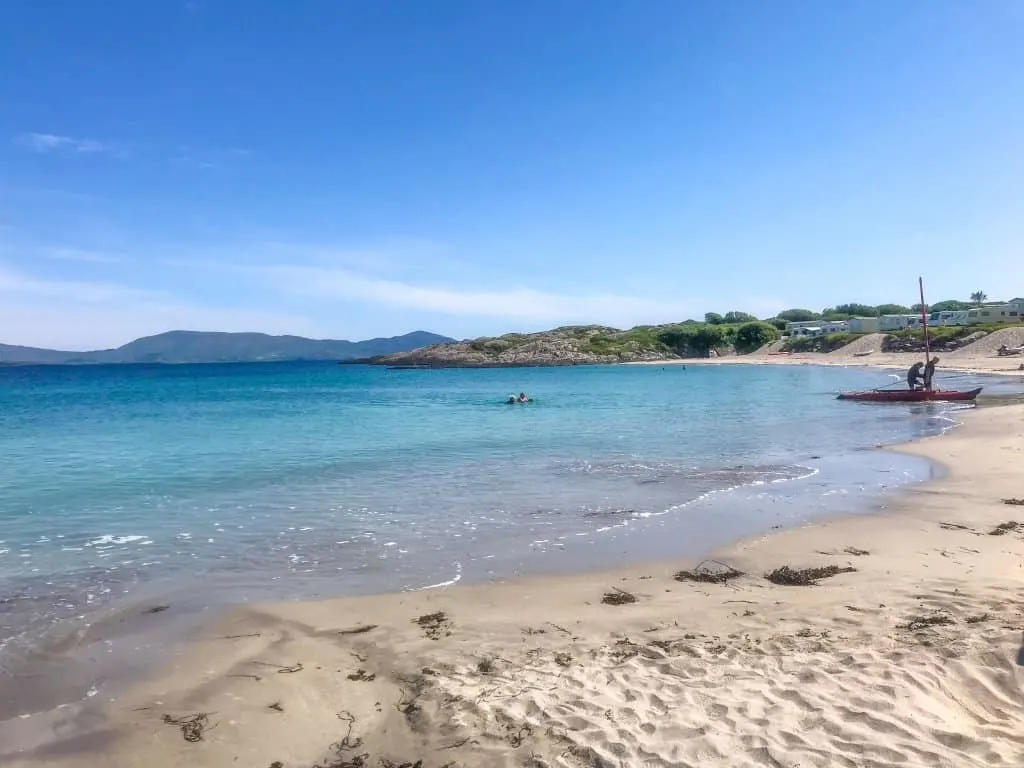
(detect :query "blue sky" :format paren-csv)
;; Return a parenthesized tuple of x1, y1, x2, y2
(2, 1, 1022, 349)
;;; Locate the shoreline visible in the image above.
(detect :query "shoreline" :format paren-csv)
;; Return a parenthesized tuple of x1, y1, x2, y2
(0, 427, 942, 728)
(625, 350, 1024, 377)
(6, 403, 1024, 767)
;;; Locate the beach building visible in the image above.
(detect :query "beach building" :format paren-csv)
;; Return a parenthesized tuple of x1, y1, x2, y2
(929, 310, 970, 326)
(878, 314, 923, 331)
(965, 303, 1021, 324)
(785, 320, 850, 337)
(847, 317, 879, 333)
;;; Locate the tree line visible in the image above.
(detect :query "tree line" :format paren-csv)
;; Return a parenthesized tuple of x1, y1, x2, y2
(655, 321, 779, 357)
(653, 293, 993, 358)
(706, 296, 986, 328)
(775, 300, 976, 323)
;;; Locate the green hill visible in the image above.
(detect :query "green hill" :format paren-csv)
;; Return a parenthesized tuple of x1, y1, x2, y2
(0, 330, 452, 365)
(371, 322, 781, 367)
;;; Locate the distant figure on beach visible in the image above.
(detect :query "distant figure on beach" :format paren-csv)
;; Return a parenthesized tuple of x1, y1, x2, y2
(906, 361, 924, 391)
(923, 357, 939, 391)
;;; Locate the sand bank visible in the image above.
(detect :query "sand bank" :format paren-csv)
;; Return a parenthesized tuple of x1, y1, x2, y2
(5, 406, 1024, 768)
(628, 346, 1024, 376)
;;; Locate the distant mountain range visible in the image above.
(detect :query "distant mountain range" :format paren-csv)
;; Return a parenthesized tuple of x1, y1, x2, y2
(0, 330, 454, 365)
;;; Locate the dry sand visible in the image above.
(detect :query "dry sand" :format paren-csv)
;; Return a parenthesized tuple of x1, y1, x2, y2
(5, 407, 1024, 768)
(638, 327, 1024, 376)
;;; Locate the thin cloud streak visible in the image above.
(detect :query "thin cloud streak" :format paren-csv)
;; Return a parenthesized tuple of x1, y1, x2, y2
(0, 302, 320, 351)
(15, 132, 119, 155)
(0, 263, 157, 303)
(0, 263, 320, 348)
(262, 264, 703, 326)
(43, 247, 122, 264)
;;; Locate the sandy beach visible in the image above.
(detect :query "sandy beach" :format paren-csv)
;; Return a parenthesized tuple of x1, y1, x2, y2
(5, 404, 1024, 768)
(629, 329, 1024, 377)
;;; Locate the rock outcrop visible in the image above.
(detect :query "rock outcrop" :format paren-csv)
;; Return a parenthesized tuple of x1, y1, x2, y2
(371, 326, 678, 368)
(882, 331, 987, 354)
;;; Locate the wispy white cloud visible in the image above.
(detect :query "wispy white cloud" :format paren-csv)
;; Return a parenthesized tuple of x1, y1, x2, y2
(0, 302, 320, 351)
(0, 264, 156, 303)
(15, 132, 121, 156)
(162, 242, 786, 329)
(0, 263, 317, 349)
(14, 134, 250, 165)
(169, 145, 254, 170)
(259, 264, 697, 328)
(42, 247, 122, 264)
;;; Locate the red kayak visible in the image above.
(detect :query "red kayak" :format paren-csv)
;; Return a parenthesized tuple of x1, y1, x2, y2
(837, 387, 982, 403)
(839, 280, 984, 404)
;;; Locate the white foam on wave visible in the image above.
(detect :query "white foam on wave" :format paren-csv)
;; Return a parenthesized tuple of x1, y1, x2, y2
(662, 465, 820, 517)
(574, 464, 823, 542)
(409, 561, 463, 591)
(85, 535, 147, 547)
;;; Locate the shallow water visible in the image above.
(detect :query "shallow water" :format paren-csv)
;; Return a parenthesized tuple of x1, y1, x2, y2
(0, 361, 991, 668)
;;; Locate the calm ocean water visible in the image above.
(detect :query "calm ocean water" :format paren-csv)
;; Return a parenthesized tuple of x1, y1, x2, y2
(0, 362, 992, 666)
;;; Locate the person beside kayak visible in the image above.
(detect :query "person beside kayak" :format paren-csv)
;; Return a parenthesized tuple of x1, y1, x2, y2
(923, 357, 939, 391)
(906, 361, 924, 391)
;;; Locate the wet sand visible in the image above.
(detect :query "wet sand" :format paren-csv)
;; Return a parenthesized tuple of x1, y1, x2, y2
(4, 405, 1024, 768)
(630, 343, 1024, 377)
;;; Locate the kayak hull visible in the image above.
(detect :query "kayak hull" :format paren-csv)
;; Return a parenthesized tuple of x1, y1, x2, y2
(837, 387, 982, 403)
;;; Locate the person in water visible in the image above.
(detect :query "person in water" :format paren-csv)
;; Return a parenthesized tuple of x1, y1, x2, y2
(923, 357, 939, 391)
(506, 395, 517, 405)
(517, 392, 529, 403)
(906, 361, 924, 391)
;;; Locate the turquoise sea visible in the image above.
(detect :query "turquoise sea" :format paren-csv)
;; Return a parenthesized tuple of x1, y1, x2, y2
(0, 362, 1005, 675)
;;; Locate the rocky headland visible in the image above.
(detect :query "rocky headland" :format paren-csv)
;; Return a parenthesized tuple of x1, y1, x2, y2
(367, 320, 1024, 370)
(370, 325, 682, 367)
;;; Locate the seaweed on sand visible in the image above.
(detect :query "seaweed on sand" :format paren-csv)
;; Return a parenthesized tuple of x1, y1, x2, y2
(1003, 498, 1024, 506)
(988, 521, 1019, 536)
(765, 565, 856, 586)
(608, 638, 640, 663)
(674, 559, 744, 584)
(601, 588, 637, 605)
(900, 613, 954, 631)
(843, 547, 871, 556)
(162, 712, 216, 742)
(413, 611, 451, 640)
(338, 624, 378, 635)
(395, 674, 432, 732)
(475, 656, 497, 674)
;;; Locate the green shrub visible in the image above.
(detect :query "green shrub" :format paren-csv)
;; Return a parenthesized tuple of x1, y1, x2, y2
(734, 322, 781, 354)
(888, 323, 1017, 343)
(783, 332, 860, 353)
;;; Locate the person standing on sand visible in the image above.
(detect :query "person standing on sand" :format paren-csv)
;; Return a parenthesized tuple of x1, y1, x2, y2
(907, 361, 924, 391)
(923, 357, 939, 391)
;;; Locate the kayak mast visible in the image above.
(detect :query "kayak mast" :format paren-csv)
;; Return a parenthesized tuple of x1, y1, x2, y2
(919, 276, 931, 374)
